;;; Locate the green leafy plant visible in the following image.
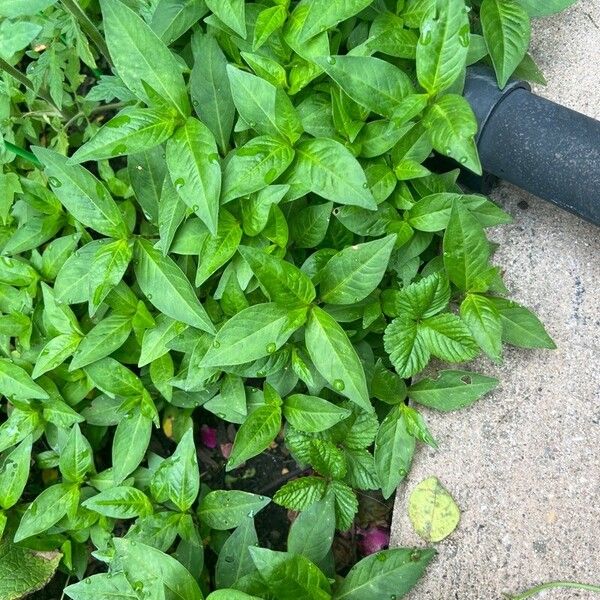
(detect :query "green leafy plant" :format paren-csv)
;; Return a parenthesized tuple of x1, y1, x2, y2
(0, 0, 574, 598)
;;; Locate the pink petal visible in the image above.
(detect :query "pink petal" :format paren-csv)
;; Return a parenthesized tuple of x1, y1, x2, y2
(200, 425, 217, 449)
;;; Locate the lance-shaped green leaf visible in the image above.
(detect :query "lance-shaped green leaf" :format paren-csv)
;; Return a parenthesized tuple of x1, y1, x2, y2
(443, 201, 491, 291)
(374, 405, 415, 499)
(83, 486, 152, 519)
(333, 547, 435, 600)
(423, 94, 481, 174)
(460, 293, 503, 360)
(319, 234, 396, 305)
(150, 429, 199, 511)
(408, 370, 499, 411)
(157, 176, 187, 256)
(416, 0, 470, 94)
(112, 410, 153, 484)
(481, 0, 531, 88)
(199, 491, 270, 529)
(134, 238, 215, 333)
(215, 517, 258, 589)
(70, 314, 132, 371)
(289, 0, 372, 43)
(408, 476, 460, 542)
(58, 424, 93, 483)
(316, 55, 413, 118)
(150, 0, 209, 43)
(253, 4, 286, 49)
(286, 138, 376, 209)
(226, 65, 302, 144)
(32, 147, 128, 238)
(0, 359, 48, 400)
(63, 573, 138, 600)
(84, 357, 145, 398)
(514, 0, 578, 16)
(206, 0, 246, 37)
(305, 306, 371, 411)
(14, 483, 79, 541)
(0, 437, 32, 509)
(31, 333, 81, 379)
(238, 245, 316, 306)
(88, 238, 133, 316)
(100, 0, 190, 117)
(190, 32, 234, 154)
(227, 403, 281, 471)
(128, 147, 166, 225)
(283, 394, 351, 433)
(222, 136, 295, 203)
(166, 117, 221, 235)
(69, 108, 176, 163)
(202, 303, 307, 367)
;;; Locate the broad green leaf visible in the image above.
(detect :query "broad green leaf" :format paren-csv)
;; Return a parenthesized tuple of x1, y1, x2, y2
(384, 315, 430, 378)
(288, 494, 336, 564)
(111, 410, 153, 483)
(274, 476, 327, 511)
(190, 32, 235, 154)
(460, 293, 503, 360)
(423, 94, 481, 174)
(206, 0, 246, 37)
(88, 238, 133, 315)
(319, 235, 396, 304)
(64, 573, 137, 600)
(305, 306, 371, 411)
(408, 193, 512, 231)
(488, 297, 556, 349)
(83, 486, 152, 518)
(514, 0, 578, 16)
(238, 246, 316, 306)
(0, 437, 32, 509)
(287, 138, 376, 209)
(3, 213, 64, 255)
(227, 65, 302, 144)
(317, 56, 413, 118)
(0, 0, 57, 17)
(443, 201, 491, 291)
(481, 0, 531, 88)
(253, 5, 286, 50)
(253, 548, 332, 600)
(100, 0, 190, 117)
(227, 403, 281, 470)
(0, 359, 48, 400)
(134, 238, 215, 333)
(419, 313, 479, 363)
(0, 409, 40, 454)
(199, 491, 270, 529)
(70, 108, 176, 163)
(408, 476, 460, 542)
(166, 117, 221, 235)
(222, 136, 295, 203)
(362, 13, 419, 58)
(32, 147, 128, 238)
(409, 370, 499, 411)
(139, 315, 185, 367)
(416, 0, 469, 94)
(113, 538, 203, 600)
(288, 0, 372, 43)
(333, 547, 435, 600)
(31, 333, 81, 378)
(150, 429, 199, 511)
(150, 0, 209, 43)
(85, 357, 145, 398)
(283, 394, 351, 433)
(195, 210, 242, 286)
(14, 483, 79, 541)
(241, 184, 289, 237)
(202, 303, 307, 367)
(58, 424, 93, 483)
(215, 517, 258, 588)
(290, 202, 333, 248)
(374, 405, 415, 499)
(0, 535, 61, 600)
(70, 314, 132, 370)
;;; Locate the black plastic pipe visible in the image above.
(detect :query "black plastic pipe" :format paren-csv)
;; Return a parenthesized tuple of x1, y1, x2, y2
(463, 66, 600, 225)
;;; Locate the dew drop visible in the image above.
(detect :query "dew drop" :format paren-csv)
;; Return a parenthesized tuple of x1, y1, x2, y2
(326, 56, 336, 65)
(146, 293, 153, 299)
(48, 176, 61, 188)
(445, 147, 453, 156)
(84, 579, 92, 585)
(459, 156, 468, 164)
(192, 204, 199, 211)
(224, 555, 234, 563)
(362, 182, 369, 189)
(266, 342, 277, 354)
(420, 29, 433, 46)
(410, 550, 422, 562)
(208, 153, 219, 164)
(247, 510, 255, 518)
(377, 553, 387, 562)
(333, 379, 345, 391)
(192, 100, 199, 107)
(458, 24, 470, 47)
(213, 340, 221, 348)
(133, 581, 144, 592)
(174, 177, 185, 190)
(217, 412, 225, 419)
(112, 144, 128, 156)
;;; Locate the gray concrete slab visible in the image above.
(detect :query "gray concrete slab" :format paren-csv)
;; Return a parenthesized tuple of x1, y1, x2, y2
(390, 2, 600, 598)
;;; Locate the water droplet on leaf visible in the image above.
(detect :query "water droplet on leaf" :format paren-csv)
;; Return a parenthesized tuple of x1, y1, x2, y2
(333, 379, 345, 391)
(266, 343, 277, 354)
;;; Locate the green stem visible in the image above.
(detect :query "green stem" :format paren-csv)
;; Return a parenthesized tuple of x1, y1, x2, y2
(0, 57, 65, 117)
(60, 0, 113, 68)
(3, 141, 42, 167)
(507, 581, 600, 600)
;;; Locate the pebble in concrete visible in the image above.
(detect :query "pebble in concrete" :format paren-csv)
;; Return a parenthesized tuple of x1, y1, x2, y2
(390, 2, 600, 598)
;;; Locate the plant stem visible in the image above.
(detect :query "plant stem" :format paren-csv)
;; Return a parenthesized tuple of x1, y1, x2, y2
(60, 0, 113, 68)
(64, 101, 126, 130)
(0, 58, 65, 117)
(506, 581, 600, 600)
(3, 141, 42, 167)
